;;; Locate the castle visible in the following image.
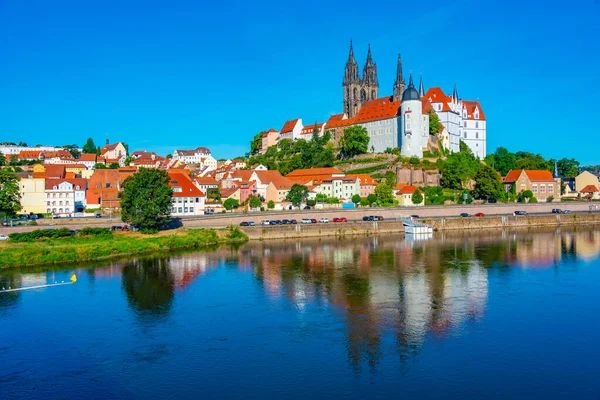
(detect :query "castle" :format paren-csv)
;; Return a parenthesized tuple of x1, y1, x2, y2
(261, 42, 487, 159)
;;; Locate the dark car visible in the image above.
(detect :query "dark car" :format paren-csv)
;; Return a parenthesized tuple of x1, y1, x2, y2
(377, 216, 384, 221)
(290, 219, 297, 224)
(122, 225, 130, 231)
(410, 215, 419, 219)
(281, 219, 291, 225)
(239, 221, 249, 226)
(303, 206, 311, 210)
(111, 226, 123, 231)
(248, 221, 256, 226)
(513, 211, 528, 216)
(551, 208, 562, 214)
(95, 213, 102, 218)
(69, 230, 76, 236)
(270, 220, 278, 225)
(460, 213, 472, 218)
(363, 216, 374, 221)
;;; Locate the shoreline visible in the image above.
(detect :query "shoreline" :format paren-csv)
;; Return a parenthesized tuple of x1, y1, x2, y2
(0, 228, 248, 269)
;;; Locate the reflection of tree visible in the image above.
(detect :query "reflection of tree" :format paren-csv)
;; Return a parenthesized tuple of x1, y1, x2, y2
(121, 258, 175, 319)
(0, 274, 22, 313)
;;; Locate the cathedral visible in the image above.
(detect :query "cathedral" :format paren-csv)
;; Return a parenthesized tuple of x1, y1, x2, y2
(343, 42, 406, 117)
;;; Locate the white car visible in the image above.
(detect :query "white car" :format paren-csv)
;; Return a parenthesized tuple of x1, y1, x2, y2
(319, 217, 329, 223)
(0, 234, 9, 241)
(301, 218, 312, 224)
(261, 220, 271, 226)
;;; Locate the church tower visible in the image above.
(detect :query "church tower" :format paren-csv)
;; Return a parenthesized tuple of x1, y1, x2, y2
(393, 54, 405, 102)
(343, 41, 361, 117)
(362, 44, 379, 101)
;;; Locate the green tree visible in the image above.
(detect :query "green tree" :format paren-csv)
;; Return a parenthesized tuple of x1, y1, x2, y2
(267, 200, 275, 209)
(94, 163, 107, 169)
(124, 156, 135, 166)
(472, 164, 503, 201)
(428, 108, 443, 135)
(108, 162, 120, 169)
(385, 170, 396, 186)
(374, 182, 394, 206)
(352, 194, 361, 205)
(63, 144, 81, 159)
(249, 195, 262, 209)
(285, 184, 309, 207)
(339, 125, 369, 158)
(223, 198, 240, 211)
(485, 146, 517, 176)
(119, 169, 173, 233)
(439, 141, 481, 189)
(306, 199, 316, 207)
(0, 169, 21, 217)
(250, 132, 263, 155)
(557, 158, 580, 178)
(360, 197, 369, 207)
(0, 152, 5, 166)
(367, 193, 377, 205)
(166, 154, 173, 159)
(82, 138, 97, 154)
(412, 189, 423, 205)
(315, 193, 328, 202)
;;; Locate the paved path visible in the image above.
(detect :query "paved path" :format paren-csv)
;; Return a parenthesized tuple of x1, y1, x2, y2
(2, 202, 596, 234)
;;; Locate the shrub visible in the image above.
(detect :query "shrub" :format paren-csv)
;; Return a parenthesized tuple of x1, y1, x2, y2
(80, 227, 112, 236)
(547, 196, 554, 203)
(267, 200, 275, 209)
(225, 226, 248, 241)
(409, 156, 420, 165)
(9, 228, 72, 242)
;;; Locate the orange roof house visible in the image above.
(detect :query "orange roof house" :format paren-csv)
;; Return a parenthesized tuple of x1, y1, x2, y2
(353, 96, 401, 124)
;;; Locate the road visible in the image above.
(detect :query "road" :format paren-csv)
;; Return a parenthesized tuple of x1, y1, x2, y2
(2, 202, 596, 233)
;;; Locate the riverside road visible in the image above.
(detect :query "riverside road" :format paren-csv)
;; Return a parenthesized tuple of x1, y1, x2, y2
(2, 202, 597, 234)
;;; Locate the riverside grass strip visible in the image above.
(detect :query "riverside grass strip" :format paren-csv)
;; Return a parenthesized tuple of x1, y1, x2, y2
(0, 228, 248, 269)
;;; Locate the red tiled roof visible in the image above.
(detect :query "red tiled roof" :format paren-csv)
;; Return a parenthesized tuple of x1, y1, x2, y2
(300, 123, 324, 135)
(398, 185, 420, 194)
(422, 87, 453, 104)
(41, 150, 74, 159)
(422, 98, 433, 113)
(79, 154, 98, 161)
(262, 128, 278, 137)
(65, 163, 87, 169)
(504, 170, 555, 183)
(353, 96, 401, 124)
(327, 113, 346, 123)
(462, 100, 486, 121)
(18, 150, 42, 159)
(168, 172, 205, 197)
(580, 185, 599, 193)
(194, 176, 219, 185)
(220, 187, 238, 199)
(43, 164, 67, 179)
(280, 119, 300, 134)
(347, 174, 378, 186)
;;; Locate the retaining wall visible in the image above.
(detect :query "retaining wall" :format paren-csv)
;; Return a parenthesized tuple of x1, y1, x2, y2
(240, 221, 405, 240)
(428, 213, 600, 231)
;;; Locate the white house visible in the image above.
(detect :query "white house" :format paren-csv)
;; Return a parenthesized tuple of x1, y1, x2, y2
(45, 178, 86, 215)
(277, 119, 303, 141)
(172, 147, 212, 164)
(168, 172, 206, 216)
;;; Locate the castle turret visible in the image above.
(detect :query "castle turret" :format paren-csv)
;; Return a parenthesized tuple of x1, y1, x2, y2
(393, 54, 405, 102)
(400, 73, 424, 158)
(419, 74, 424, 98)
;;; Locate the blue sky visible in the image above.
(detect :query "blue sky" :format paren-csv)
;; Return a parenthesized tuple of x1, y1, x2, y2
(1, 0, 599, 163)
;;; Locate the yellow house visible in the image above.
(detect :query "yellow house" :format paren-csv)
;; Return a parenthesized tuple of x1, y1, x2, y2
(20, 176, 47, 214)
(65, 164, 87, 176)
(575, 171, 599, 193)
(100, 142, 127, 159)
(32, 164, 46, 174)
(395, 185, 424, 207)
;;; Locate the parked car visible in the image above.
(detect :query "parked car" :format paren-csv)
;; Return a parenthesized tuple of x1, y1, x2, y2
(410, 215, 419, 219)
(130, 225, 140, 232)
(460, 213, 472, 218)
(0, 234, 9, 241)
(319, 217, 329, 223)
(95, 213, 102, 218)
(475, 212, 485, 217)
(310, 219, 317, 224)
(248, 221, 256, 226)
(333, 217, 347, 223)
(563, 209, 572, 214)
(377, 216, 384, 221)
(239, 221, 250, 226)
(281, 219, 291, 225)
(513, 211, 528, 216)
(111, 226, 123, 231)
(270, 220, 279, 225)
(261, 220, 271, 226)
(363, 216, 371, 221)
(290, 219, 297, 225)
(303, 205, 311, 210)
(301, 218, 312, 224)
(551, 208, 562, 214)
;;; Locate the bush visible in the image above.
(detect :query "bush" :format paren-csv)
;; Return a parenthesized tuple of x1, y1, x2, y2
(225, 226, 248, 241)
(409, 156, 420, 165)
(306, 199, 316, 207)
(9, 228, 72, 242)
(80, 227, 112, 236)
(529, 196, 538, 203)
(326, 197, 340, 204)
(547, 196, 554, 203)
(267, 200, 275, 209)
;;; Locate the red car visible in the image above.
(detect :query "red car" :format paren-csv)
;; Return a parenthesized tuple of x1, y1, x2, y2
(310, 219, 317, 224)
(333, 217, 347, 223)
(475, 212, 485, 217)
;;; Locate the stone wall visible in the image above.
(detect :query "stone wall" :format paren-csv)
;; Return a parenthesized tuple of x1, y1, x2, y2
(428, 213, 600, 231)
(240, 221, 405, 240)
(396, 167, 440, 187)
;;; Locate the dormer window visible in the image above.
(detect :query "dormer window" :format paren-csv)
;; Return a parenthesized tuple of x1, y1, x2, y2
(53, 186, 57, 190)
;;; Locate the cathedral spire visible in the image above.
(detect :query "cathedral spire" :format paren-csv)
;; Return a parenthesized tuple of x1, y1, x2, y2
(408, 72, 414, 88)
(348, 40, 356, 62)
(366, 43, 373, 64)
(453, 83, 458, 103)
(419, 73, 424, 97)
(393, 54, 405, 102)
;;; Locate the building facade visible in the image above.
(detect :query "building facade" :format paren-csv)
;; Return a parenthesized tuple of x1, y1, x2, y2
(343, 42, 379, 118)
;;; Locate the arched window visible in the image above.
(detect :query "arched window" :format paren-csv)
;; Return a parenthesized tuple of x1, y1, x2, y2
(360, 89, 366, 102)
(371, 90, 375, 99)
(353, 88, 358, 99)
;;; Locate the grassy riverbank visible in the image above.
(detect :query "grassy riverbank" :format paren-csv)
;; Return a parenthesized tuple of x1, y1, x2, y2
(0, 228, 248, 269)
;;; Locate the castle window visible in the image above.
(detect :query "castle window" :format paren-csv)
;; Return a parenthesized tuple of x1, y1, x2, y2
(464, 132, 467, 138)
(475, 122, 479, 128)
(476, 132, 479, 139)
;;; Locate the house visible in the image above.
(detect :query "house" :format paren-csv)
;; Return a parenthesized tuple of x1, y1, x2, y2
(278, 118, 303, 141)
(228, 169, 294, 203)
(172, 147, 211, 164)
(503, 170, 561, 202)
(286, 167, 360, 200)
(324, 113, 353, 147)
(100, 142, 127, 159)
(168, 172, 206, 217)
(79, 153, 101, 170)
(353, 96, 403, 153)
(395, 185, 423, 206)
(19, 175, 47, 215)
(220, 187, 240, 203)
(347, 174, 378, 197)
(580, 185, 600, 200)
(194, 176, 220, 193)
(298, 122, 325, 141)
(261, 128, 279, 153)
(45, 178, 86, 215)
(575, 171, 600, 193)
(86, 169, 123, 211)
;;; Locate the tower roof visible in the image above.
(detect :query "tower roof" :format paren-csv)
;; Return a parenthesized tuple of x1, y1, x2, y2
(419, 74, 424, 97)
(402, 73, 420, 101)
(394, 54, 404, 84)
(453, 83, 458, 102)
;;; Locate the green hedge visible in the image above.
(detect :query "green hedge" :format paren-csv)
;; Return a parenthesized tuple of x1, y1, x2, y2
(80, 227, 112, 236)
(9, 228, 72, 242)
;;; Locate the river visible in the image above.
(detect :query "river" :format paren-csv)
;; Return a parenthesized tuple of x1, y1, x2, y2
(1, 228, 599, 399)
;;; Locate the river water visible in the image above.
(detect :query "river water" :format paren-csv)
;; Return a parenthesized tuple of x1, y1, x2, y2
(1, 228, 599, 399)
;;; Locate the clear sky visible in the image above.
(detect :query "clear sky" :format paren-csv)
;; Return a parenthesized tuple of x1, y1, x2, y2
(1, 0, 599, 163)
